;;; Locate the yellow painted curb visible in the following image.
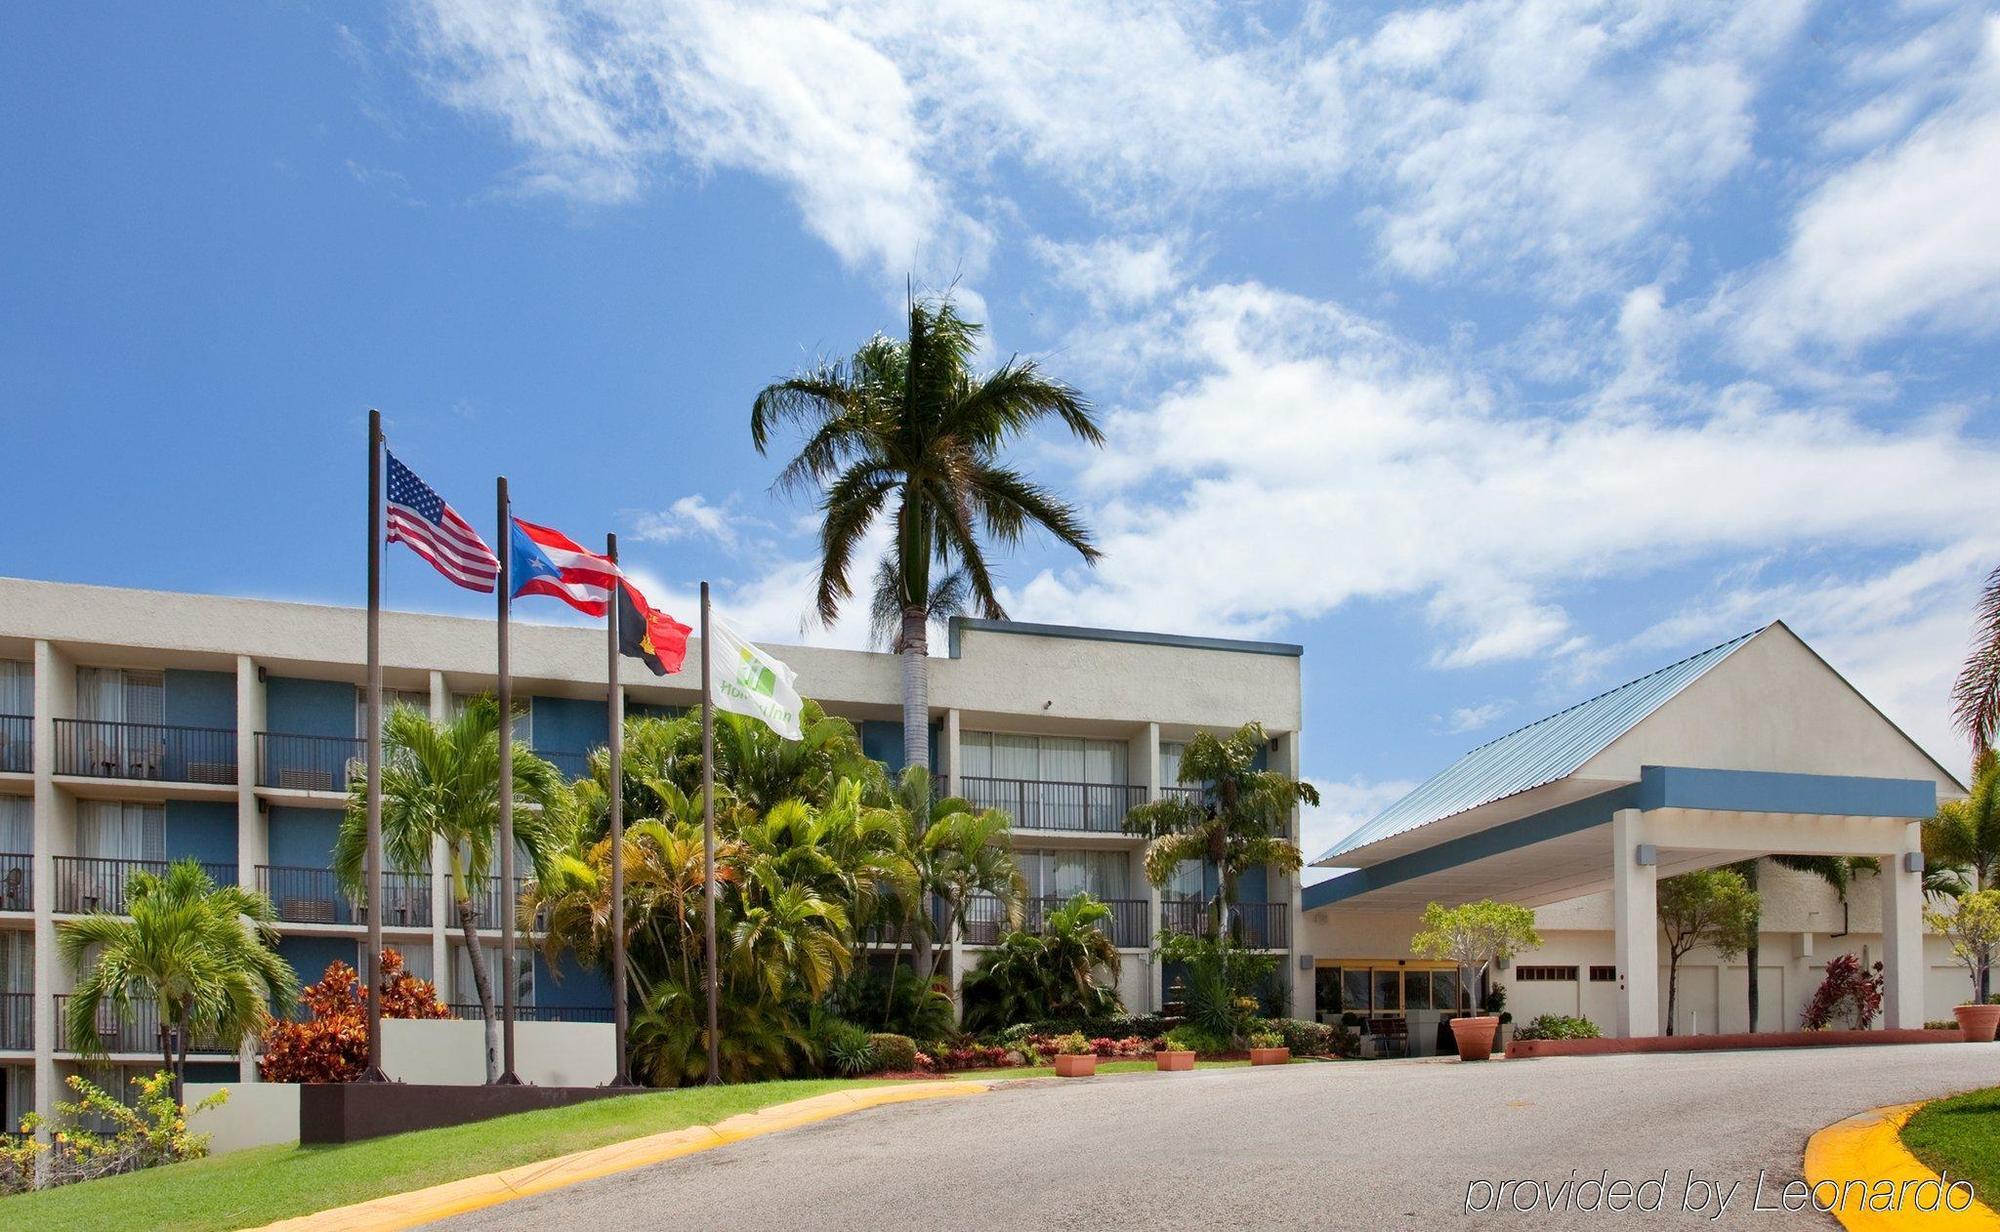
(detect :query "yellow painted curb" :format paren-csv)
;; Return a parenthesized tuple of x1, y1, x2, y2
(253, 1081, 988, 1232)
(1803, 1102, 2000, 1231)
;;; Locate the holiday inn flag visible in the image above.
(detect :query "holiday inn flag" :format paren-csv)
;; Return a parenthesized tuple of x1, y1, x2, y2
(707, 613, 803, 740)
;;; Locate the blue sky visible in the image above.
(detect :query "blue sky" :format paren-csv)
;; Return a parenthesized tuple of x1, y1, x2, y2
(5, 2, 2000, 865)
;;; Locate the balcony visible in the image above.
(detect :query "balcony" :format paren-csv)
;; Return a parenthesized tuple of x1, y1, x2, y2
(257, 865, 432, 928)
(0, 853, 28, 911)
(1161, 898, 1289, 949)
(54, 719, 237, 785)
(468, 876, 538, 931)
(257, 732, 363, 793)
(54, 856, 238, 915)
(52, 994, 233, 1055)
(0, 992, 29, 1051)
(0, 714, 28, 773)
(1160, 785, 1206, 805)
(947, 893, 1152, 949)
(446, 1003, 613, 1024)
(958, 777, 1147, 834)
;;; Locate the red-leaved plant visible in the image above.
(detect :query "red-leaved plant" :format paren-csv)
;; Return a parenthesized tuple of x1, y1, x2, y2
(1800, 953, 1884, 1030)
(258, 949, 450, 1083)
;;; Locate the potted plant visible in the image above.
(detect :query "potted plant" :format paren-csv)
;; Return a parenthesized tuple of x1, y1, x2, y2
(1155, 1029, 1196, 1071)
(1051, 1032, 1098, 1077)
(1482, 986, 1512, 1053)
(1928, 889, 2000, 1042)
(1410, 899, 1542, 1062)
(1248, 1029, 1290, 1066)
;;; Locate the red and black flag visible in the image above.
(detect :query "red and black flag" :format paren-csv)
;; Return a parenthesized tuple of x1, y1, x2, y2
(618, 580, 691, 676)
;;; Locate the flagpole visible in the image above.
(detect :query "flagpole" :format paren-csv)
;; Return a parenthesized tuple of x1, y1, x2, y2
(495, 476, 522, 1085)
(605, 533, 634, 1087)
(701, 581, 719, 1086)
(360, 410, 388, 1083)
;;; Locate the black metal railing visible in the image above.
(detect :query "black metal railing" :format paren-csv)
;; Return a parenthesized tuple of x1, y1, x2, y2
(946, 893, 1152, 949)
(256, 732, 363, 793)
(0, 852, 29, 911)
(54, 718, 237, 785)
(1160, 785, 1206, 805)
(51, 995, 233, 1055)
(958, 777, 1146, 833)
(0, 714, 29, 774)
(447, 1003, 613, 1024)
(537, 748, 595, 780)
(1161, 898, 1288, 948)
(54, 856, 238, 915)
(471, 876, 539, 930)
(0, 992, 30, 1051)
(256, 865, 432, 928)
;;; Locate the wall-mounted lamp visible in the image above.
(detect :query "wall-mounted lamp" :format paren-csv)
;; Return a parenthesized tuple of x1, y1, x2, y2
(1495, 955, 1511, 972)
(1297, 953, 1314, 972)
(1635, 843, 1658, 867)
(255, 665, 267, 683)
(1903, 851, 1926, 874)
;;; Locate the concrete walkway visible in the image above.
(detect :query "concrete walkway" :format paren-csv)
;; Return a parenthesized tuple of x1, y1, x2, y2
(433, 1044, 2000, 1230)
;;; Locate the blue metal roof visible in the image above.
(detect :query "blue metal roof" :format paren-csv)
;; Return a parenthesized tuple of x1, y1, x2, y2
(1317, 625, 1765, 863)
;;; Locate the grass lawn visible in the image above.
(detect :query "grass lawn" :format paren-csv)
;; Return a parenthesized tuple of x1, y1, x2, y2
(1901, 1086, 2000, 1204)
(0, 1078, 891, 1232)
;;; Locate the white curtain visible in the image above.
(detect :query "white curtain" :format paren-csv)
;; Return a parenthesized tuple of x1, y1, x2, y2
(1083, 739, 1127, 785)
(355, 687, 430, 735)
(0, 661, 30, 716)
(957, 731, 992, 778)
(1049, 849, 1132, 900)
(1160, 742, 1186, 788)
(75, 668, 163, 724)
(76, 801, 165, 861)
(0, 795, 28, 853)
(0, 930, 29, 992)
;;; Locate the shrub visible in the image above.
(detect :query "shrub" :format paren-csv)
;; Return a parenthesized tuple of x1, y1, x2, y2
(868, 1033, 918, 1072)
(1050, 1031, 1092, 1056)
(1, 1112, 44, 1196)
(1266, 1017, 1358, 1058)
(259, 949, 449, 1084)
(20, 1072, 224, 1192)
(1926, 1019, 1963, 1031)
(1164, 1024, 1230, 1055)
(1248, 1029, 1283, 1050)
(821, 1019, 878, 1076)
(1512, 1013, 1601, 1041)
(1801, 954, 1884, 1030)
(825, 966, 956, 1042)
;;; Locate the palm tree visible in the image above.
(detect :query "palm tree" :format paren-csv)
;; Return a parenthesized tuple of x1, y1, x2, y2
(335, 698, 568, 1081)
(1954, 573, 2000, 752)
(751, 292, 1105, 775)
(1124, 723, 1317, 943)
(1733, 855, 1875, 1032)
(59, 859, 298, 1101)
(1926, 749, 2000, 999)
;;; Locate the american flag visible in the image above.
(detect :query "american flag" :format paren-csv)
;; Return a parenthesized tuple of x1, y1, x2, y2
(385, 451, 499, 592)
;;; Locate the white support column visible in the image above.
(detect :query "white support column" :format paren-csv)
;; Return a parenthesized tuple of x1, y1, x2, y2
(234, 654, 264, 1083)
(1142, 723, 1163, 1012)
(427, 671, 450, 987)
(30, 640, 70, 1133)
(942, 708, 961, 799)
(1611, 808, 1658, 1039)
(1278, 731, 1313, 1020)
(1879, 825, 1924, 1031)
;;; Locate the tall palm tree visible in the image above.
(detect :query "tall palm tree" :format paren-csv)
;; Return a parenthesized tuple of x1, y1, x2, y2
(871, 766, 1022, 991)
(751, 293, 1105, 775)
(335, 698, 567, 1081)
(1124, 723, 1316, 944)
(1733, 854, 1876, 1032)
(1926, 749, 2000, 999)
(1954, 573, 2000, 752)
(59, 859, 298, 1101)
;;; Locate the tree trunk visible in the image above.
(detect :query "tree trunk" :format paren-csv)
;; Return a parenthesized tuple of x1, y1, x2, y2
(902, 606, 933, 985)
(1665, 957, 1680, 1036)
(175, 999, 191, 1104)
(1745, 863, 1761, 1033)
(458, 896, 500, 1082)
(160, 1020, 177, 1105)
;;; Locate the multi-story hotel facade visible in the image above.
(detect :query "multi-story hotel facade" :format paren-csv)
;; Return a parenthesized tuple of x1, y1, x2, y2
(0, 576, 1305, 1129)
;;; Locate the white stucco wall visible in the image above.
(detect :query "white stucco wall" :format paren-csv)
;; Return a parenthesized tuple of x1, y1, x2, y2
(185, 1080, 299, 1156)
(380, 1018, 615, 1088)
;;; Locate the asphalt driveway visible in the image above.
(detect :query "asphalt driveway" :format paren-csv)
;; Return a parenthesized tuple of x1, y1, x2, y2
(433, 1043, 2000, 1230)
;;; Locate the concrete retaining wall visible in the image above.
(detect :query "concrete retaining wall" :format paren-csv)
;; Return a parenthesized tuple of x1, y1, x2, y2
(381, 1018, 615, 1088)
(185, 1081, 300, 1155)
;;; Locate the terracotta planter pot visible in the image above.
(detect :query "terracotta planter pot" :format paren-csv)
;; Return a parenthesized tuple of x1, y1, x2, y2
(1053, 1054, 1098, 1077)
(1249, 1047, 1291, 1066)
(1449, 1015, 1501, 1062)
(1155, 1050, 1196, 1072)
(1954, 1004, 2000, 1043)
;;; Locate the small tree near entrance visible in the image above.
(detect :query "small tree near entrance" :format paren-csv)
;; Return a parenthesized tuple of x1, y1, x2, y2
(1927, 888, 2000, 1007)
(1409, 899, 1542, 1015)
(1657, 867, 1759, 1036)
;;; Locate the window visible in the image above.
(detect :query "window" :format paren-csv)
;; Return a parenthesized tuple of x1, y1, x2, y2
(959, 731, 1128, 786)
(1159, 741, 1184, 788)
(0, 661, 30, 716)
(1588, 965, 1619, 982)
(1434, 968, 1463, 1012)
(1402, 969, 1434, 1011)
(76, 801, 165, 861)
(1017, 848, 1134, 900)
(454, 943, 532, 1008)
(1373, 968, 1401, 1013)
(0, 795, 27, 853)
(450, 694, 531, 744)
(75, 668, 163, 725)
(1514, 965, 1580, 982)
(0, 930, 30, 992)
(1341, 968, 1371, 1012)
(355, 686, 430, 736)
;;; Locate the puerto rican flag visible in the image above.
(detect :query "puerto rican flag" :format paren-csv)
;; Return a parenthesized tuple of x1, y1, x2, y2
(509, 518, 617, 616)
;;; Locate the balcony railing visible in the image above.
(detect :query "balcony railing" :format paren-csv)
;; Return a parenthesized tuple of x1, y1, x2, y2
(958, 777, 1147, 833)
(470, 876, 539, 931)
(1160, 785, 1206, 805)
(0, 852, 29, 912)
(446, 1003, 613, 1024)
(54, 718, 237, 785)
(257, 732, 363, 793)
(1160, 898, 1288, 948)
(947, 893, 1152, 949)
(0, 714, 29, 773)
(257, 865, 432, 928)
(0, 992, 30, 1051)
(54, 856, 238, 915)
(51, 995, 233, 1055)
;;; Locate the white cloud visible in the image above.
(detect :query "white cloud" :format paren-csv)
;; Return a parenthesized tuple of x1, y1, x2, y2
(629, 494, 739, 548)
(1031, 234, 1186, 310)
(1301, 776, 1420, 883)
(1443, 701, 1511, 733)
(1731, 16, 2000, 355)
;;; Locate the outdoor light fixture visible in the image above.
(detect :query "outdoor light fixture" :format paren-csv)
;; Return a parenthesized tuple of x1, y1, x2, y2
(1635, 843, 1658, 866)
(1298, 953, 1314, 972)
(1903, 851, 1925, 874)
